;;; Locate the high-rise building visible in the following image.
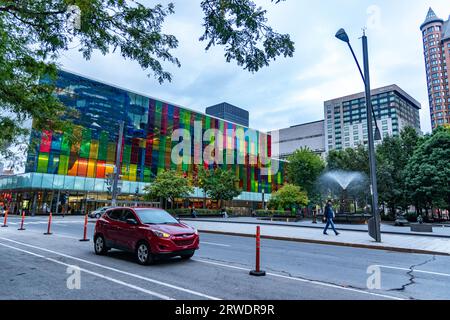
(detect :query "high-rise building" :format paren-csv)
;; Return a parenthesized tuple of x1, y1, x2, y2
(420, 8, 450, 129)
(324, 85, 421, 152)
(269, 120, 326, 159)
(206, 102, 250, 127)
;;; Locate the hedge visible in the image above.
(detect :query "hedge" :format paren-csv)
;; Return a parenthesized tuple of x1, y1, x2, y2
(167, 209, 223, 216)
(254, 210, 295, 217)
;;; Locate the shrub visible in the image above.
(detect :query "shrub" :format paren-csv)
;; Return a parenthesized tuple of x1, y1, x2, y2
(254, 210, 293, 217)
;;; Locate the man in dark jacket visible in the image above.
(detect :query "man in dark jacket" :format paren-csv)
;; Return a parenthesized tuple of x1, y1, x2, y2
(323, 200, 340, 236)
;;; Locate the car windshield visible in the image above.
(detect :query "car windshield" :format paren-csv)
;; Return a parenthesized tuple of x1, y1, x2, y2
(136, 209, 179, 225)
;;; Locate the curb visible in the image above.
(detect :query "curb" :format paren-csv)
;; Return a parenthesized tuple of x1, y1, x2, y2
(183, 218, 450, 239)
(197, 229, 450, 257)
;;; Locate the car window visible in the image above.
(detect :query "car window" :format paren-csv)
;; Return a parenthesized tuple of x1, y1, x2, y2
(107, 209, 123, 221)
(135, 209, 178, 225)
(121, 210, 137, 222)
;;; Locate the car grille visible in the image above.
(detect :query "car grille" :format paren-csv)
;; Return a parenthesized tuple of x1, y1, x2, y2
(173, 237, 195, 247)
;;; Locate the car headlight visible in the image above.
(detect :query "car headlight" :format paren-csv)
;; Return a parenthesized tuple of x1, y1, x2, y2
(152, 230, 171, 238)
(194, 229, 199, 235)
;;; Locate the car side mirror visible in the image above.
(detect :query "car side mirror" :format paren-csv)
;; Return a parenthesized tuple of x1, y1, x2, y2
(126, 219, 138, 225)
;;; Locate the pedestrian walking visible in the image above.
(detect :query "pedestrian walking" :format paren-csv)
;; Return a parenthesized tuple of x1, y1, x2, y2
(191, 208, 198, 218)
(323, 200, 340, 236)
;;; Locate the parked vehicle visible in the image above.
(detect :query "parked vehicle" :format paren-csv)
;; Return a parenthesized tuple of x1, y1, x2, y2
(89, 206, 113, 219)
(94, 208, 200, 265)
(394, 214, 410, 226)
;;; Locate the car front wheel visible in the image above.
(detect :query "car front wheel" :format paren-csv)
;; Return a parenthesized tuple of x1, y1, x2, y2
(136, 242, 154, 265)
(94, 235, 109, 255)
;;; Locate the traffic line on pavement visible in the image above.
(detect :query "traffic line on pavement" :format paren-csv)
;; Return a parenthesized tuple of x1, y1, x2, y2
(377, 265, 450, 278)
(201, 242, 231, 247)
(193, 259, 405, 300)
(0, 242, 173, 300)
(3, 228, 81, 240)
(0, 237, 221, 300)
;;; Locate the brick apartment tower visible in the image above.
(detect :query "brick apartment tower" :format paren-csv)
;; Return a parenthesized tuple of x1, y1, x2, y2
(420, 8, 450, 129)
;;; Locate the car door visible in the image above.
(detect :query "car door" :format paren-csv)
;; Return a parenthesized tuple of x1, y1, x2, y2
(116, 209, 139, 251)
(103, 208, 124, 248)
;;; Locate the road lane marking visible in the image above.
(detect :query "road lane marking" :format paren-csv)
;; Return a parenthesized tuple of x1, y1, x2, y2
(202, 242, 231, 247)
(377, 265, 450, 278)
(0, 242, 173, 300)
(3, 228, 81, 240)
(193, 259, 405, 300)
(0, 237, 221, 300)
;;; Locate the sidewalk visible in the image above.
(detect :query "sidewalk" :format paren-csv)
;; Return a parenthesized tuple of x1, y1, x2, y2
(182, 218, 450, 256)
(182, 217, 450, 237)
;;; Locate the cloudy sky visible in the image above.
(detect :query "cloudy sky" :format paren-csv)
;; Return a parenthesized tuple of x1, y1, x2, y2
(59, 0, 449, 134)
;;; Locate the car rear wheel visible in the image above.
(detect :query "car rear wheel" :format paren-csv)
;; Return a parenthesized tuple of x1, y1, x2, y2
(94, 235, 109, 255)
(136, 242, 154, 265)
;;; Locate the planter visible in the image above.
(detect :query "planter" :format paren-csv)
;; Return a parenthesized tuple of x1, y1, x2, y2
(257, 215, 301, 222)
(410, 224, 433, 233)
(176, 213, 223, 219)
(325, 214, 372, 225)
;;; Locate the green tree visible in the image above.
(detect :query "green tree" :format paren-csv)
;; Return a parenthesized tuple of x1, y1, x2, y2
(286, 148, 325, 204)
(376, 127, 421, 214)
(144, 170, 193, 209)
(405, 126, 450, 216)
(287, 148, 325, 193)
(268, 184, 308, 211)
(0, 0, 294, 156)
(326, 145, 370, 175)
(198, 167, 242, 208)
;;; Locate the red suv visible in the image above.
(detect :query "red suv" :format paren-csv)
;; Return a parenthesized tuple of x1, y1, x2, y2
(93, 207, 199, 265)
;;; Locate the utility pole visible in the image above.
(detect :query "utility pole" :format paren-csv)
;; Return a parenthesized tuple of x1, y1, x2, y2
(362, 31, 381, 242)
(111, 120, 124, 207)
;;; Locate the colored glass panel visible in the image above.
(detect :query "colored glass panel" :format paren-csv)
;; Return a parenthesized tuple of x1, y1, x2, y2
(89, 140, 99, 159)
(61, 130, 71, 156)
(51, 133, 62, 152)
(98, 132, 109, 161)
(87, 159, 96, 178)
(48, 153, 60, 174)
(37, 153, 49, 173)
(79, 129, 91, 158)
(96, 161, 106, 179)
(77, 158, 88, 177)
(58, 155, 69, 175)
(40, 131, 52, 153)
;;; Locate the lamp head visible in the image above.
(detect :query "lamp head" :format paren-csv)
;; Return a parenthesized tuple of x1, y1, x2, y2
(374, 127, 382, 141)
(335, 28, 350, 43)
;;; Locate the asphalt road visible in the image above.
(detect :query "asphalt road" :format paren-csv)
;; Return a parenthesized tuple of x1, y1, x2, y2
(1, 216, 449, 300)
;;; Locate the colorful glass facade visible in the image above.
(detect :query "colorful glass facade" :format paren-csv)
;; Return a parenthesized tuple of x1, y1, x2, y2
(25, 70, 284, 194)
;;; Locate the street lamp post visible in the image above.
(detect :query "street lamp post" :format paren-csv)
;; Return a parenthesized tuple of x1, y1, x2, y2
(335, 28, 382, 242)
(111, 120, 125, 207)
(262, 188, 265, 211)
